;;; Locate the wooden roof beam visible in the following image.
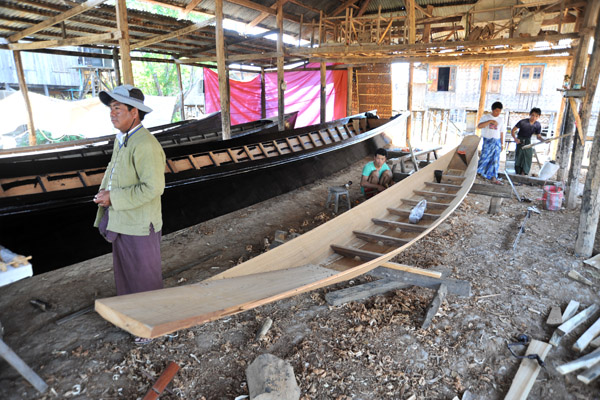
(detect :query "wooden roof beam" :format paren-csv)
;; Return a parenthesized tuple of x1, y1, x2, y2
(248, 0, 288, 28)
(330, 0, 360, 18)
(8, 30, 121, 51)
(226, 0, 301, 23)
(8, 0, 108, 43)
(132, 17, 215, 49)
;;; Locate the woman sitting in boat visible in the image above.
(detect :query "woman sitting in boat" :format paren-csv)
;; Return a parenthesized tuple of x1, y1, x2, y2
(360, 148, 393, 198)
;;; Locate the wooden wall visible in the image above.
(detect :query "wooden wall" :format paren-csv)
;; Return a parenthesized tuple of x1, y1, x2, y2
(356, 64, 392, 118)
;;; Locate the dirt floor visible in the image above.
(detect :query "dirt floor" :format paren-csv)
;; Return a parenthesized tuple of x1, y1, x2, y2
(1, 154, 599, 400)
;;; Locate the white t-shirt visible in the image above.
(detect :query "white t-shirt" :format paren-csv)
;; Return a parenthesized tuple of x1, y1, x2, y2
(479, 114, 504, 140)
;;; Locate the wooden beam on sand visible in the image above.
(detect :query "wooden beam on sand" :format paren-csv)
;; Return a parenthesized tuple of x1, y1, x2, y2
(557, 347, 600, 375)
(550, 304, 599, 346)
(573, 316, 600, 352)
(504, 340, 552, 400)
(325, 278, 411, 306)
(12, 51, 36, 146)
(8, 0, 108, 43)
(369, 267, 471, 297)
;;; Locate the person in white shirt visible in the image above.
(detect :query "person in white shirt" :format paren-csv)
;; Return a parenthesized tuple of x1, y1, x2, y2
(477, 101, 505, 185)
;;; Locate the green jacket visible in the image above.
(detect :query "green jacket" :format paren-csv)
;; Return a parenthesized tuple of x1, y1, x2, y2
(93, 126, 166, 236)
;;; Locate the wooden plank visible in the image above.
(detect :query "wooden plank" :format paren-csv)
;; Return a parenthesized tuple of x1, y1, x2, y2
(573, 316, 600, 352)
(353, 231, 409, 246)
(207, 151, 220, 167)
(95, 264, 338, 338)
(8, 0, 109, 43)
(563, 300, 580, 321)
(369, 267, 471, 297)
(422, 283, 446, 329)
(470, 183, 513, 198)
(380, 262, 442, 278)
(504, 340, 552, 400)
(577, 361, 600, 384)
(372, 218, 429, 232)
(330, 244, 384, 261)
(132, 18, 215, 49)
(424, 181, 461, 191)
(568, 270, 593, 286)
(476, 61, 489, 136)
(551, 304, 599, 346)
(226, 149, 239, 163)
(387, 207, 439, 221)
(325, 278, 411, 306)
(413, 190, 457, 200)
(488, 196, 503, 214)
(402, 198, 449, 210)
(556, 347, 600, 375)
(243, 145, 256, 160)
(271, 140, 283, 155)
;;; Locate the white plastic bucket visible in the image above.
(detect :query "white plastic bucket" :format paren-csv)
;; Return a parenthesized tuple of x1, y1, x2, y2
(539, 162, 560, 180)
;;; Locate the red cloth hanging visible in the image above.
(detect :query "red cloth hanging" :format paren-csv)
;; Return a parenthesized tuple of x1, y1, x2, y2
(204, 64, 347, 127)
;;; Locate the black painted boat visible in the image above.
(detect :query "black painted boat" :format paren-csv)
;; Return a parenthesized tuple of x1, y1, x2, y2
(0, 112, 405, 274)
(0, 112, 298, 178)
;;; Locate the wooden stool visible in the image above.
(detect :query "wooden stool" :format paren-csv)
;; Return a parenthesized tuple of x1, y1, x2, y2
(326, 187, 351, 214)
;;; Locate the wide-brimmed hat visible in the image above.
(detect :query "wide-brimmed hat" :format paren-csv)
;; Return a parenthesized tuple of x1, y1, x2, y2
(99, 85, 153, 113)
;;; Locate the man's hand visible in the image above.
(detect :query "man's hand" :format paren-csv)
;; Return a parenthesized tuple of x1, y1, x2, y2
(514, 137, 521, 144)
(94, 189, 111, 208)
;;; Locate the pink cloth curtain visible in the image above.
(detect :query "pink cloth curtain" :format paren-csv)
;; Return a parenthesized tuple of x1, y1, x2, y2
(204, 64, 347, 127)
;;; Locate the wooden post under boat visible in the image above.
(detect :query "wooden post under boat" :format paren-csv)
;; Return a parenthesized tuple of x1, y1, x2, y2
(95, 135, 480, 339)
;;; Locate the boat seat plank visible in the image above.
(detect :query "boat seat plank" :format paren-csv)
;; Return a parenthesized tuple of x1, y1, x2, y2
(402, 198, 449, 210)
(294, 136, 309, 150)
(284, 138, 297, 152)
(424, 182, 461, 191)
(413, 190, 457, 200)
(335, 126, 347, 140)
(387, 207, 440, 220)
(243, 145, 255, 160)
(330, 244, 384, 261)
(326, 128, 338, 142)
(95, 264, 338, 339)
(271, 141, 283, 155)
(166, 159, 179, 173)
(187, 155, 201, 169)
(208, 151, 221, 167)
(353, 231, 409, 246)
(372, 218, 429, 232)
(226, 149, 239, 163)
(78, 171, 90, 187)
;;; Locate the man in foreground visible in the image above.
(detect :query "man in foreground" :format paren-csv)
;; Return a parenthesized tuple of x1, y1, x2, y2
(511, 107, 543, 175)
(93, 85, 166, 344)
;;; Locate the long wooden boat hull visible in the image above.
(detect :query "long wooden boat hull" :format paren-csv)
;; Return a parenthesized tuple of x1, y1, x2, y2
(0, 114, 400, 274)
(0, 112, 297, 179)
(94, 135, 480, 338)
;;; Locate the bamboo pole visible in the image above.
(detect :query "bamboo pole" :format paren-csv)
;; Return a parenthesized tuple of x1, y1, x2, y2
(176, 62, 185, 121)
(277, 1, 285, 130)
(12, 51, 36, 146)
(112, 48, 121, 86)
(407, 62, 414, 142)
(347, 66, 353, 117)
(215, 0, 231, 139)
(320, 62, 326, 123)
(261, 67, 266, 119)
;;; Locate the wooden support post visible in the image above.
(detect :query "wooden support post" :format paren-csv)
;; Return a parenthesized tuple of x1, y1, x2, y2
(176, 63, 185, 121)
(277, 2, 285, 131)
(320, 62, 326, 124)
(115, 0, 133, 85)
(318, 11, 323, 46)
(476, 61, 490, 136)
(574, 3, 600, 255)
(551, 59, 572, 160)
(112, 48, 121, 86)
(488, 197, 503, 214)
(260, 67, 266, 119)
(407, 0, 416, 44)
(557, 1, 599, 182)
(12, 51, 36, 146)
(407, 62, 414, 142)
(298, 14, 303, 47)
(215, 0, 231, 139)
(423, 5, 433, 43)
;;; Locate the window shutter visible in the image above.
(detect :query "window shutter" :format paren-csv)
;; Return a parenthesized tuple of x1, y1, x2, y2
(448, 66, 457, 92)
(428, 66, 438, 92)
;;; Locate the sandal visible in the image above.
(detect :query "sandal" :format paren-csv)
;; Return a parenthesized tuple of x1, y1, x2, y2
(491, 179, 504, 185)
(134, 336, 153, 345)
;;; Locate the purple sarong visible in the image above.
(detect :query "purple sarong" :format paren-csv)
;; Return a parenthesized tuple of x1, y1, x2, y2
(112, 224, 163, 296)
